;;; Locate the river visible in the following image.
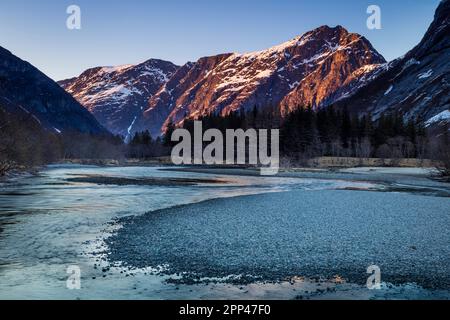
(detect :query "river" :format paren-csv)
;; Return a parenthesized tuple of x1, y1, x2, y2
(0, 165, 449, 300)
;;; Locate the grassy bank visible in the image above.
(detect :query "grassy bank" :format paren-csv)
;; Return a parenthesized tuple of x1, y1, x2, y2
(58, 157, 172, 166)
(296, 157, 441, 169)
(58, 156, 442, 169)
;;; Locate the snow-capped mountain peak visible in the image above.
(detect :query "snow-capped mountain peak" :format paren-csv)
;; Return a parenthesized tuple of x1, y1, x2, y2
(334, 0, 450, 132)
(59, 59, 179, 138)
(138, 25, 386, 136)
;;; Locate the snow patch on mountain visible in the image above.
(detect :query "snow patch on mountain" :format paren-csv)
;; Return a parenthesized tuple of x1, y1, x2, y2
(127, 116, 138, 139)
(426, 110, 450, 127)
(101, 65, 133, 74)
(418, 69, 433, 79)
(384, 85, 394, 95)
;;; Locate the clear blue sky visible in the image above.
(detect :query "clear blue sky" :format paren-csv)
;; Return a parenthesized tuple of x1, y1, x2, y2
(0, 0, 441, 81)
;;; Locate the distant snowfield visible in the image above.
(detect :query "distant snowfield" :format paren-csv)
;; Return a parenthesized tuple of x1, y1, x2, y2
(0, 165, 449, 300)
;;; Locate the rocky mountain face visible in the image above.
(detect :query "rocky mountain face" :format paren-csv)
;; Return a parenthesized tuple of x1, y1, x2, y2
(57, 1, 448, 138)
(0, 46, 107, 135)
(59, 59, 179, 139)
(138, 25, 386, 136)
(335, 0, 450, 131)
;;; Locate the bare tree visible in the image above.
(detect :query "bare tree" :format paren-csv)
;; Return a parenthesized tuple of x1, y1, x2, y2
(376, 144, 392, 159)
(356, 138, 373, 158)
(434, 140, 450, 178)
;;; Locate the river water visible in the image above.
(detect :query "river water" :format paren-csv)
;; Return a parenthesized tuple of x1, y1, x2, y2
(0, 165, 448, 300)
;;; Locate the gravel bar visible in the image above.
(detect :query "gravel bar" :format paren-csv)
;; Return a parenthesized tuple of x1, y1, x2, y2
(105, 190, 450, 288)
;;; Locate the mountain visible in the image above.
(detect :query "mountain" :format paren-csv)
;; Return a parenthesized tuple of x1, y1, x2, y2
(0, 46, 106, 135)
(59, 59, 179, 138)
(138, 25, 386, 136)
(335, 0, 450, 131)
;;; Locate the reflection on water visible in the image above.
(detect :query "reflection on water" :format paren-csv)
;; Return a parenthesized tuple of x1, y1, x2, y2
(0, 164, 378, 299)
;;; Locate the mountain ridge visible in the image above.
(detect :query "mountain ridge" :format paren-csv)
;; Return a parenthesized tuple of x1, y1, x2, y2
(58, 1, 449, 138)
(334, 0, 450, 131)
(137, 25, 385, 136)
(0, 46, 107, 135)
(59, 58, 179, 138)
